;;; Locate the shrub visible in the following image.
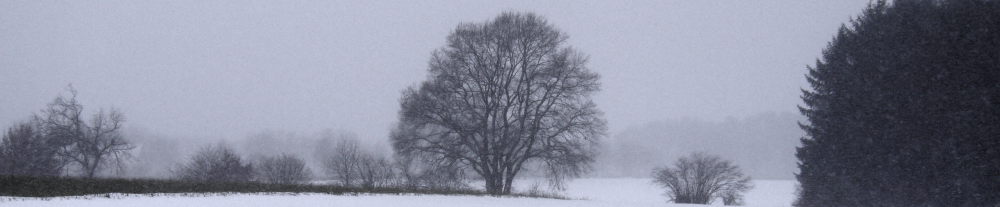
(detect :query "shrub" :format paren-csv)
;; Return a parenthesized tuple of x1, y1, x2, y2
(174, 144, 253, 183)
(257, 154, 311, 185)
(652, 152, 752, 205)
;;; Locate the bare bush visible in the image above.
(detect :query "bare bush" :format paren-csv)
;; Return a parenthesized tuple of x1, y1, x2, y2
(257, 154, 311, 185)
(322, 138, 362, 186)
(174, 144, 253, 183)
(357, 152, 396, 189)
(652, 152, 752, 205)
(0, 122, 62, 176)
(320, 136, 399, 189)
(395, 153, 469, 191)
(721, 185, 751, 206)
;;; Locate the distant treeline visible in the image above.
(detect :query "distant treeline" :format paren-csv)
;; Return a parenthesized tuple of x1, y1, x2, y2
(598, 112, 802, 179)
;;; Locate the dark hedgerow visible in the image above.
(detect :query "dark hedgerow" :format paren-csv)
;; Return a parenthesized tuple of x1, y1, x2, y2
(0, 175, 565, 199)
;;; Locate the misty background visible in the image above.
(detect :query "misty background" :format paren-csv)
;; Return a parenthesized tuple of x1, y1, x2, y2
(1, 1, 869, 179)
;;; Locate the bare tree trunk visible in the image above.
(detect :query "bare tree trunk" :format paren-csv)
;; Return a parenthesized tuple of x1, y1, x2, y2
(502, 170, 516, 194)
(484, 173, 501, 195)
(85, 161, 98, 178)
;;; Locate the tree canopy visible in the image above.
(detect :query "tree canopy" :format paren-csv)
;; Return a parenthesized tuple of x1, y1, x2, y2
(392, 12, 605, 195)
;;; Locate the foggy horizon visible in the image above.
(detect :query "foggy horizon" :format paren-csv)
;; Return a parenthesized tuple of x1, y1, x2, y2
(6, 1, 998, 206)
(1, 1, 870, 142)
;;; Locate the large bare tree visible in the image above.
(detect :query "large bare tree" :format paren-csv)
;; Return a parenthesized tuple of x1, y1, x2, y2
(35, 87, 133, 178)
(392, 12, 605, 195)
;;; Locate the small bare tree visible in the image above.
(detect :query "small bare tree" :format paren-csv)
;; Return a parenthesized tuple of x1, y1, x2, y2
(652, 152, 752, 205)
(392, 12, 605, 195)
(323, 138, 362, 187)
(320, 136, 399, 188)
(174, 144, 253, 183)
(257, 154, 311, 185)
(356, 152, 396, 189)
(35, 86, 133, 177)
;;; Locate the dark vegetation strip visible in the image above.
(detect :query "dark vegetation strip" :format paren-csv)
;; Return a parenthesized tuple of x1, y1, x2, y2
(0, 175, 565, 199)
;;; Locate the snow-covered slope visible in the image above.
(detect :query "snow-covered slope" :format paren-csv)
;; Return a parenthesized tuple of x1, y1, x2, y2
(1, 178, 797, 207)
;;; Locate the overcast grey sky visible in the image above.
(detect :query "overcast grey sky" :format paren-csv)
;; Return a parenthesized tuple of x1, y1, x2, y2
(1, 1, 869, 142)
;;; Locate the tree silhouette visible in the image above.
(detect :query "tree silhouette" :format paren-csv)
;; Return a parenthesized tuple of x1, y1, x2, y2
(797, 0, 1000, 206)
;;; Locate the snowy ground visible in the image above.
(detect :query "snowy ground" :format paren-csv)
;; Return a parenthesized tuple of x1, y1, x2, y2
(546, 178, 795, 207)
(1, 178, 796, 207)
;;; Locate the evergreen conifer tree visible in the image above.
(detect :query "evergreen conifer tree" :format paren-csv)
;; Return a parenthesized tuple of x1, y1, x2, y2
(797, 0, 1000, 206)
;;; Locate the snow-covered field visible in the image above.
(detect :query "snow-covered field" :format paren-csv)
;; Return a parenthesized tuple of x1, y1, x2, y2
(1, 178, 796, 207)
(559, 178, 795, 207)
